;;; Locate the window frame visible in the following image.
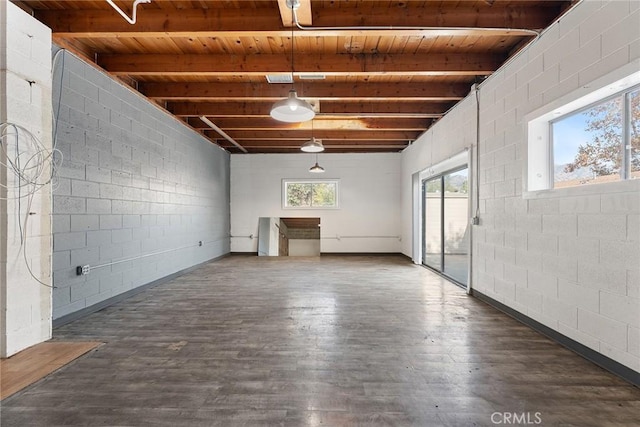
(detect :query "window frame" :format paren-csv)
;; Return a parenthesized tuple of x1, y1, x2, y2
(282, 179, 340, 210)
(548, 85, 638, 188)
(525, 63, 640, 197)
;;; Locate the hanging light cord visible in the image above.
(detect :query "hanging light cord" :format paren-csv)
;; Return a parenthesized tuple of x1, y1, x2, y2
(290, 5, 295, 89)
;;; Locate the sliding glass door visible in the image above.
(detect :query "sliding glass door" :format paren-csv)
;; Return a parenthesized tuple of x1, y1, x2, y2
(423, 177, 442, 271)
(422, 167, 469, 287)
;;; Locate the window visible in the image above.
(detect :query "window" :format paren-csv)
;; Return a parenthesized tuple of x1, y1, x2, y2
(526, 66, 640, 193)
(551, 86, 639, 188)
(283, 179, 339, 209)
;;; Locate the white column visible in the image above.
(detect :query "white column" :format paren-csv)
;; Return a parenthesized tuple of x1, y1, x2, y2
(1, 1, 53, 357)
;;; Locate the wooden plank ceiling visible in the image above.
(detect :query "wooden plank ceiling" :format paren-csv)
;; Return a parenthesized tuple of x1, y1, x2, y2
(13, 0, 572, 154)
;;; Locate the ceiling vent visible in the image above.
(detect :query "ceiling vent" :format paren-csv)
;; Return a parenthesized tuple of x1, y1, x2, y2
(266, 74, 294, 84)
(299, 74, 326, 80)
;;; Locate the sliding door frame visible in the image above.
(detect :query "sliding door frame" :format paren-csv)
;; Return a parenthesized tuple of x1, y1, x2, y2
(412, 149, 474, 293)
(421, 165, 469, 288)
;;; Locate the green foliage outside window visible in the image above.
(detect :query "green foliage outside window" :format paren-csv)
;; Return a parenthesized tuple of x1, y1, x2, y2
(285, 181, 337, 208)
(286, 183, 312, 207)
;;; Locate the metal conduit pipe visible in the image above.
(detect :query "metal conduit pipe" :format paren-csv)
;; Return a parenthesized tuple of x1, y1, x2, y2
(106, 0, 151, 25)
(200, 116, 248, 153)
(289, 0, 541, 37)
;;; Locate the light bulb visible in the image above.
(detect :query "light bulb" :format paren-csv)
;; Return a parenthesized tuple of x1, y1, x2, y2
(287, 92, 299, 111)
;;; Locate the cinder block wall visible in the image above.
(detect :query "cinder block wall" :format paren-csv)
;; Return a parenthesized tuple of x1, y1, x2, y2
(402, 0, 640, 371)
(287, 228, 320, 240)
(51, 50, 230, 320)
(474, 0, 639, 372)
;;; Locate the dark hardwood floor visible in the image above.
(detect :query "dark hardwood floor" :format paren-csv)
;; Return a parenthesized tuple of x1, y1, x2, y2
(2, 255, 639, 426)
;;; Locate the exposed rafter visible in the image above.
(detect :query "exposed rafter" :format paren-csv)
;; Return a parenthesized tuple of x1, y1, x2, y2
(13, 0, 571, 154)
(186, 117, 431, 131)
(141, 82, 470, 101)
(169, 102, 449, 118)
(207, 129, 420, 141)
(99, 53, 504, 77)
(37, 6, 553, 39)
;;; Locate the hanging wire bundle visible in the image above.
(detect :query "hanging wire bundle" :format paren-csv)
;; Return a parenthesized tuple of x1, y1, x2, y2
(0, 49, 67, 289)
(0, 122, 61, 198)
(0, 122, 62, 288)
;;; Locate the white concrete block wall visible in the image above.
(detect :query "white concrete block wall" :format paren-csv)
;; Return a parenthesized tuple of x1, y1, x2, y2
(1, 2, 53, 357)
(231, 153, 401, 253)
(51, 51, 230, 320)
(401, 94, 477, 260)
(401, 0, 640, 372)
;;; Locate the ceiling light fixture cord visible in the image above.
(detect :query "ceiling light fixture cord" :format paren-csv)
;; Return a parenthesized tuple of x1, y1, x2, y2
(291, 4, 295, 88)
(269, 0, 315, 122)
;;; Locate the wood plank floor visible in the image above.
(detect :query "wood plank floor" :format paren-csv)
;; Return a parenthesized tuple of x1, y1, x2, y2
(2, 255, 639, 426)
(1, 341, 102, 400)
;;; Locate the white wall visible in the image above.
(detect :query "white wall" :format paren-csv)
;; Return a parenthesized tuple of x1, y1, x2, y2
(401, 0, 640, 372)
(1, 1, 53, 357)
(231, 153, 401, 253)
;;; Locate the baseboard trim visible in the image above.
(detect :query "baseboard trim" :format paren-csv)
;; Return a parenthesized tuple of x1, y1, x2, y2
(320, 252, 404, 256)
(471, 289, 640, 388)
(53, 253, 230, 329)
(230, 252, 408, 258)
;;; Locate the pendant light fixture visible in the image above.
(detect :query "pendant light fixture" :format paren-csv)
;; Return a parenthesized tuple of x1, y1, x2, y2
(301, 137, 324, 152)
(270, 0, 315, 123)
(300, 120, 324, 152)
(309, 153, 325, 173)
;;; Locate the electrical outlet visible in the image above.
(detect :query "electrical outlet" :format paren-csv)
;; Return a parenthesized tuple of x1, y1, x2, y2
(76, 265, 90, 276)
(472, 216, 480, 225)
(198, 241, 203, 246)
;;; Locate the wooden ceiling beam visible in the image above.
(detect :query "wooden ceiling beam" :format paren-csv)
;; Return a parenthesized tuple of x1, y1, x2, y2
(209, 129, 420, 141)
(169, 101, 450, 118)
(36, 6, 552, 38)
(214, 139, 409, 147)
(216, 148, 407, 154)
(309, 5, 553, 31)
(141, 82, 469, 101)
(226, 147, 406, 153)
(314, 102, 451, 117)
(187, 117, 430, 131)
(99, 53, 503, 76)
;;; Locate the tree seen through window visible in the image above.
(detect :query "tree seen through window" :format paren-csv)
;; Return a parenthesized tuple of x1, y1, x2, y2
(553, 86, 639, 187)
(285, 181, 337, 208)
